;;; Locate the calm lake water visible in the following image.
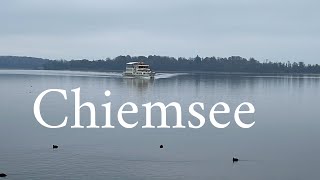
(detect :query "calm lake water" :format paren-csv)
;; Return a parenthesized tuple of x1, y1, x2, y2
(0, 70, 320, 180)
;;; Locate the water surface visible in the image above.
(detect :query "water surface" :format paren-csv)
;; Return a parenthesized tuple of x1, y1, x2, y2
(0, 70, 319, 180)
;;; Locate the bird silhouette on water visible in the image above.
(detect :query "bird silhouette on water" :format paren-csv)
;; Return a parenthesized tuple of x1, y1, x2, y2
(0, 173, 7, 177)
(53, 145, 58, 149)
(160, 145, 164, 149)
(233, 157, 239, 163)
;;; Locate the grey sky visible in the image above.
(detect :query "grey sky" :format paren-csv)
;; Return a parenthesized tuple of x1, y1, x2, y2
(0, 0, 319, 63)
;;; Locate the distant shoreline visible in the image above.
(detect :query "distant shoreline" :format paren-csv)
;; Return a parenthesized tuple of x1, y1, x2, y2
(1, 68, 320, 76)
(1, 55, 320, 74)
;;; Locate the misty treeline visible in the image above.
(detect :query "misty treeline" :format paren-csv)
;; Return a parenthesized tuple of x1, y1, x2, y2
(1, 55, 320, 73)
(0, 56, 49, 69)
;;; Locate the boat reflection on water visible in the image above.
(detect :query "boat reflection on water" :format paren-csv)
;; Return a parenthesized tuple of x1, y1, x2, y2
(123, 77, 154, 91)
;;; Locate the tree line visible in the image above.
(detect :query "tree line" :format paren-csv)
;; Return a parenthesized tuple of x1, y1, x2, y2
(0, 56, 49, 69)
(1, 55, 320, 73)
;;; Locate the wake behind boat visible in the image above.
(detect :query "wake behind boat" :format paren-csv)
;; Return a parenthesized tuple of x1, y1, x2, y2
(123, 62, 155, 79)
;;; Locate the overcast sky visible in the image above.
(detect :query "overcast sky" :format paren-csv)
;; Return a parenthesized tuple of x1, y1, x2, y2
(0, 0, 319, 63)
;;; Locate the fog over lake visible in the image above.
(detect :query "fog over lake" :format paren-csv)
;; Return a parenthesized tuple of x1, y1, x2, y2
(0, 70, 319, 180)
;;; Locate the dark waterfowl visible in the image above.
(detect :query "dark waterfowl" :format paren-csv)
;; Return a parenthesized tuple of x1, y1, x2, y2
(53, 145, 58, 149)
(233, 157, 239, 162)
(0, 173, 7, 177)
(160, 145, 164, 149)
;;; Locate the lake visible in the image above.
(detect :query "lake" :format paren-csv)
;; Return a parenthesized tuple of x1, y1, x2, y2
(0, 70, 319, 180)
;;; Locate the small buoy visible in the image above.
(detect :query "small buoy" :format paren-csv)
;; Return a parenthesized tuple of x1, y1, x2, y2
(233, 157, 239, 162)
(160, 145, 164, 149)
(53, 145, 58, 149)
(0, 173, 7, 177)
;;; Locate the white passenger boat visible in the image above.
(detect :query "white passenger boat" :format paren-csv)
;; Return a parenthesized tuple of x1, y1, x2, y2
(123, 62, 155, 79)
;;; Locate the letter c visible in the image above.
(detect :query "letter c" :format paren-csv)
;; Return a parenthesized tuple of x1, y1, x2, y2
(33, 89, 68, 128)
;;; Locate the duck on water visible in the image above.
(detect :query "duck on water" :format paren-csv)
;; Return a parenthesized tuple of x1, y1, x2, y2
(233, 157, 239, 163)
